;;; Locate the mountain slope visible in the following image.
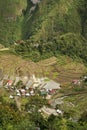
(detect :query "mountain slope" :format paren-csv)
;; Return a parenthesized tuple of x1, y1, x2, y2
(22, 0, 87, 41)
(0, 0, 87, 46)
(0, 0, 27, 46)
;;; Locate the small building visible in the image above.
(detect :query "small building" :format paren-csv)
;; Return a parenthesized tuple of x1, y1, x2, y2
(26, 79, 34, 90)
(72, 79, 81, 86)
(42, 80, 60, 94)
(72, 79, 79, 84)
(22, 76, 29, 85)
(25, 93, 30, 96)
(20, 89, 26, 96)
(56, 109, 63, 115)
(9, 95, 14, 99)
(14, 77, 20, 86)
(39, 90, 47, 97)
(7, 80, 13, 86)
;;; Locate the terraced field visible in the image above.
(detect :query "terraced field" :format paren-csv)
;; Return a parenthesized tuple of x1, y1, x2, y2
(41, 55, 87, 84)
(37, 56, 57, 66)
(0, 54, 40, 76)
(0, 52, 86, 85)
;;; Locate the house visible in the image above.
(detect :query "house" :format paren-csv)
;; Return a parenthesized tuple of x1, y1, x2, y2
(72, 79, 79, 84)
(22, 76, 28, 85)
(7, 80, 13, 86)
(56, 109, 63, 115)
(39, 90, 47, 97)
(16, 92, 21, 96)
(32, 75, 49, 88)
(26, 79, 34, 90)
(30, 90, 35, 95)
(42, 80, 60, 94)
(72, 79, 81, 86)
(9, 95, 14, 99)
(20, 89, 26, 96)
(14, 77, 20, 86)
(25, 93, 30, 96)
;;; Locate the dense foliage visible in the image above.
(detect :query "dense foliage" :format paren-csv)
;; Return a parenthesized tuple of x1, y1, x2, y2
(0, 0, 27, 46)
(0, 0, 87, 45)
(14, 33, 87, 62)
(0, 103, 87, 130)
(8, 0, 86, 62)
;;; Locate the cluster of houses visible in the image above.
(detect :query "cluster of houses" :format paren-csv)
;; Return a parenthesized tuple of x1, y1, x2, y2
(72, 75, 87, 86)
(0, 72, 63, 116)
(0, 74, 61, 99)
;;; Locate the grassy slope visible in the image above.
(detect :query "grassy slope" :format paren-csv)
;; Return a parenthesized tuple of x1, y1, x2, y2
(0, 51, 86, 83)
(0, 51, 87, 119)
(0, 0, 27, 46)
(0, 0, 87, 46)
(23, 0, 87, 41)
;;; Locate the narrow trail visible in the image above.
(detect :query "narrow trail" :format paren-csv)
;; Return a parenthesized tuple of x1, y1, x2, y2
(51, 90, 87, 107)
(14, 96, 21, 111)
(0, 48, 9, 51)
(53, 90, 87, 100)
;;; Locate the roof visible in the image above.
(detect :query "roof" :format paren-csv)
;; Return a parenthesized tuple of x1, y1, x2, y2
(43, 80, 60, 90)
(7, 80, 13, 83)
(26, 79, 33, 89)
(14, 77, 20, 85)
(22, 76, 28, 84)
(40, 91, 47, 96)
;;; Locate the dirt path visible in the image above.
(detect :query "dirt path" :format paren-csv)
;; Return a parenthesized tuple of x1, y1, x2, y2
(14, 96, 21, 111)
(0, 48, 9, 51)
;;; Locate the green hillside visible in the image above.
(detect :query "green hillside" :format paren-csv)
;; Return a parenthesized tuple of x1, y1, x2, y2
(22, 0, 87, 40)
(0, 0, 87, 62)
(0, 0, 27, 46)
(0, 0, 87, 46)
(0, 1, 87, 129)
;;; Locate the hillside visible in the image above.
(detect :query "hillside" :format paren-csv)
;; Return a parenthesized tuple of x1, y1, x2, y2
(0, 0, 87, 46)
(0, 1, 87, 129)
(0, 51, 86, 84)
(0, 0, 27, 46)
(22, 0, 87, 40)
(0, 0, 87, 64)
(0, 52, 87, 130)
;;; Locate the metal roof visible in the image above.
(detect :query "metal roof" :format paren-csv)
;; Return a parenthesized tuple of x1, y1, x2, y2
(26, 79, 33, 89)
(43, 80, 60, 90)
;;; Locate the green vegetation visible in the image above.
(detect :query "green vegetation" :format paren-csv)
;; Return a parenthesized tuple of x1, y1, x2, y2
(14, 33, 87, 63)
(0, 0, 87, 63)
(0, 0, 27, 46)
(0, 0, 87, 129)
(22, 0, 87, 40)
(0, 102, 87, 130)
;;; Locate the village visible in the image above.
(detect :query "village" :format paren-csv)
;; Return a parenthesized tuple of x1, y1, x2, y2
(0, 74, 61, 98)
(0, 71, 87, 117)
(0, 73, 63, 116)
